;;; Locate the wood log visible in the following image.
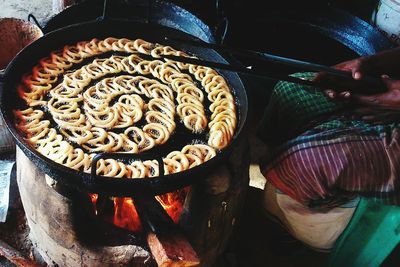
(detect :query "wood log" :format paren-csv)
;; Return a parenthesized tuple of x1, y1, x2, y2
(147, 230, 199, 267)
(134, 195, 199, 267)
(0, 239, 42, 267)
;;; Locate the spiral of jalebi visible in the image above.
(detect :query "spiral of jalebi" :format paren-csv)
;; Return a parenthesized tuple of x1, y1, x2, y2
(15, 38, 236, 178)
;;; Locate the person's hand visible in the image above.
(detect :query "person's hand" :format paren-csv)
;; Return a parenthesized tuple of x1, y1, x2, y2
(315, 57, 400, 124)
(314, 57, 373, 100)
(315, 47, 400, 100)
(351, 75, 400, 124)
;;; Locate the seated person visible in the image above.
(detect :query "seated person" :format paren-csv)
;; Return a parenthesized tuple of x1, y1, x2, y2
(259, 48, 400, 251)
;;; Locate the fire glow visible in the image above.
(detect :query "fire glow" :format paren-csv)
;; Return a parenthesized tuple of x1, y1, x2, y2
(90, 188, 188, 232)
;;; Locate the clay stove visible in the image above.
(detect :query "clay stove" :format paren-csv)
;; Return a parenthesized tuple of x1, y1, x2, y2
(16, 136, 249, 267)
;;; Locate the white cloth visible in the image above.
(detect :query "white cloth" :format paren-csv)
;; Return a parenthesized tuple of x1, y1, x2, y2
(263, 182, 358, 251)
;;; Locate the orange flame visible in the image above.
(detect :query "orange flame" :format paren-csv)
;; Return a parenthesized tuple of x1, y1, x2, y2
(156, 187, 189, 224)
(89, 194, 98, 215)
(90, 188, 188, 232)
(113, 197, 142, 232)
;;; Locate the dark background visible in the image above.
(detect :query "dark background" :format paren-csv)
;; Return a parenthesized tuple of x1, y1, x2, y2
(167, 0, 379, 25)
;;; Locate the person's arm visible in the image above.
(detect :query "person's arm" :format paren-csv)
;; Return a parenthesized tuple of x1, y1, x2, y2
(350, 75, 400, 124)
(358, 47, 400, 78)
(316, 48, 400, 124)
(315, 47, 400, 99)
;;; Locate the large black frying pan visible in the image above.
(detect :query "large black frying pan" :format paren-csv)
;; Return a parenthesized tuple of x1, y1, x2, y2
(0, 19, 248, 197)
(39, 0, 220, 44)
(223, 5, 394, 93)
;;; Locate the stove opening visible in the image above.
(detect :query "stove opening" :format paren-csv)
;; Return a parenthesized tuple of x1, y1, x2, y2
(90, 187, 188, 232)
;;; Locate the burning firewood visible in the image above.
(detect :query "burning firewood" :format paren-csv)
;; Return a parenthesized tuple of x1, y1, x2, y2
(91, 192, 200, 266)
(147, 231, 200, 267)
(0, 239, 43, 267)
(134, 194, 200, 267)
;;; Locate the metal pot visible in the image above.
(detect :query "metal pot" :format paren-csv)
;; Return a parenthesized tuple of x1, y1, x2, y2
(0, 18, 43, 70)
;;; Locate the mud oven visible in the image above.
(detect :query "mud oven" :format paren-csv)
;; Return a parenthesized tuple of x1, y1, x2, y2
(16, 135, 248, 267)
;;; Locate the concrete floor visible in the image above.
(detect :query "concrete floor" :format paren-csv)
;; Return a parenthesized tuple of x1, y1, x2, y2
(0, 0, 53, 24)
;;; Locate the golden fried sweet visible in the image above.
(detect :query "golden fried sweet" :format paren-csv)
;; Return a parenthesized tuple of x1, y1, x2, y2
(15, 38, 236, 178)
